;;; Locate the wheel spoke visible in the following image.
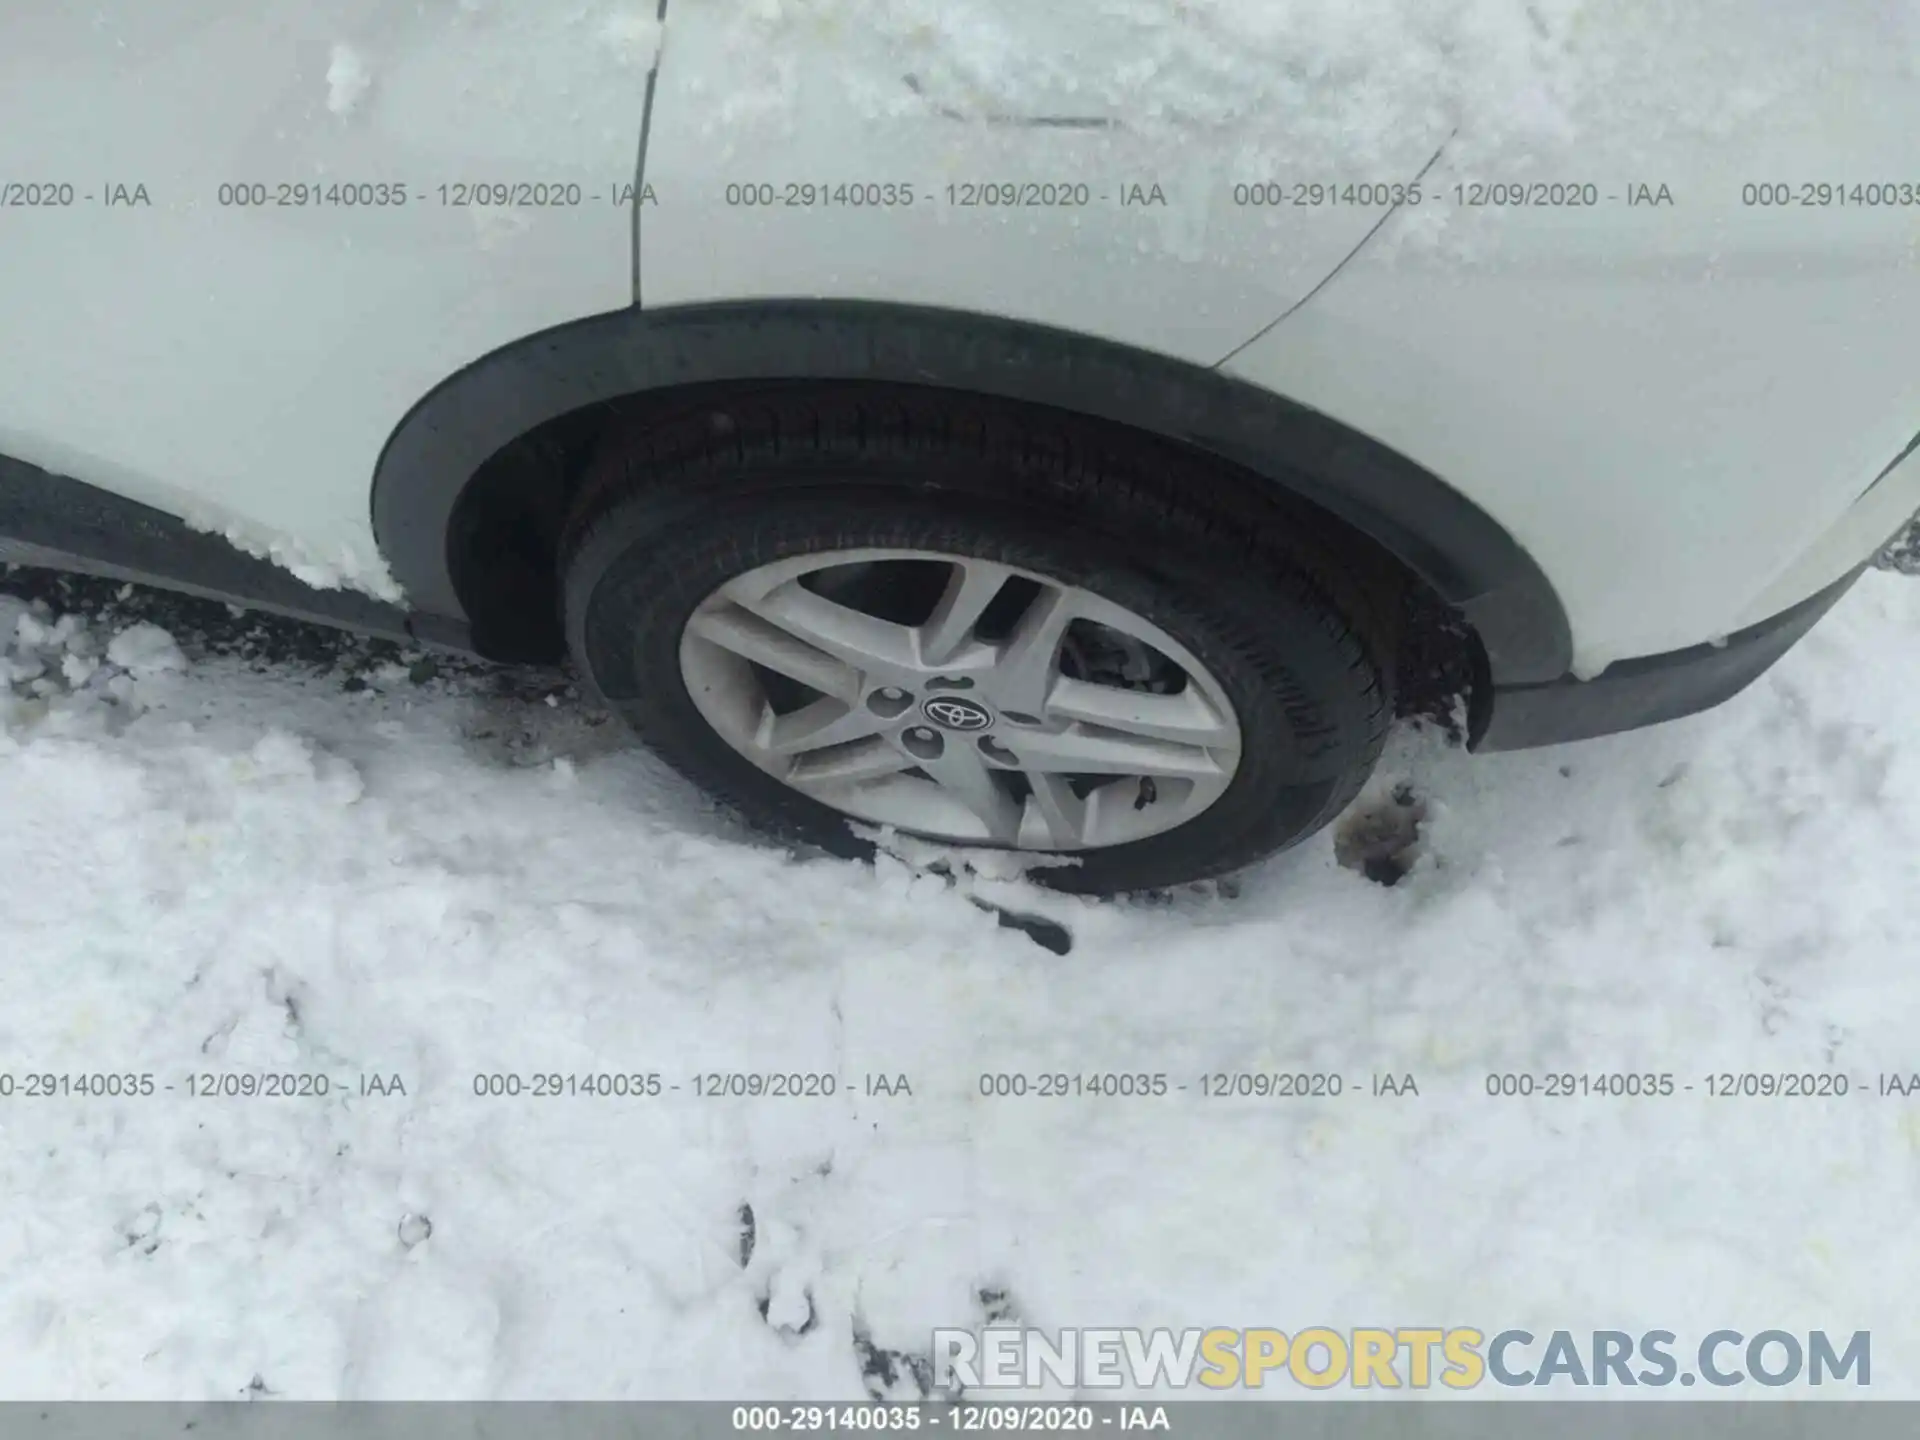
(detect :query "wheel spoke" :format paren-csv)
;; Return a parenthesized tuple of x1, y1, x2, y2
(989, 585, 1075, 715)
(918, 559, 1017, 668)
(724, 579, 921, 681)
(995, 723, 1227, 779)
(918, 743, 1025, 845)
(788, 737, 913, 788)
(1045, 677, 1237, 750)
(686, 606, 862, 703)
(764, 697, 890, 756)
(1022, 772, 1087, 848)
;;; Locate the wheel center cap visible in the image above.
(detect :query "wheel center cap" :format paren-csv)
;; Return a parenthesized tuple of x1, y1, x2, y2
(921, 695, 994, 732)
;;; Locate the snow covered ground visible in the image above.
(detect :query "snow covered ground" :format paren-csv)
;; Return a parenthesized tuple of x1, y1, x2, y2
(1, 556, 1918, 1400)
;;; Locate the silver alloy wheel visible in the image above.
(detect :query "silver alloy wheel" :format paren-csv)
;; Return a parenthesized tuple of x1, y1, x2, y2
(676, 548, 1244, 851)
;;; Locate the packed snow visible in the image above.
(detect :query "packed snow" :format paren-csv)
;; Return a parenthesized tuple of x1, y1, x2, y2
(324, 43, 373, 118)
(600, 10, 666, 70)
(724, 0, 1918, 171)
(1, 561, 1917, 1398)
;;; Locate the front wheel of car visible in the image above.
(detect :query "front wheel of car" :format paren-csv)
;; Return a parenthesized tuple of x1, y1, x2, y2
(559, 389, 1397, 895)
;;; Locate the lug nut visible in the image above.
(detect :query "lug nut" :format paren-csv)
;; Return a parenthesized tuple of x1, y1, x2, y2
(901, 726, 944, 761)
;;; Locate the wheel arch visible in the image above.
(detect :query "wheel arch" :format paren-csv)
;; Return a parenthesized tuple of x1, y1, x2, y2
(370, 300, 1573, 688)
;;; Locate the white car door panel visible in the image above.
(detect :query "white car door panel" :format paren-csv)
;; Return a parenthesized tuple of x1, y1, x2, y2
(637, 0, 1451, 365)
(0, 1, 647, 597)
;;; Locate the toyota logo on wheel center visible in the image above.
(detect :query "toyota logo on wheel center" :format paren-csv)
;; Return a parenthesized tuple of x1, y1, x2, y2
(922, 696, 994, 732)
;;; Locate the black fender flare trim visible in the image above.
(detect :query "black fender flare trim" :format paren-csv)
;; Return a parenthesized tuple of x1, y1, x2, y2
(370, 300, 1573, 684)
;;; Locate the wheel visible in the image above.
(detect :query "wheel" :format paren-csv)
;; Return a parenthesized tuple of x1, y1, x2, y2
(560, 388, 1396, 895)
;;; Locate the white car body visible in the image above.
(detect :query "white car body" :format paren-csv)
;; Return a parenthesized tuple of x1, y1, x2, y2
(2, 0, 1916, 741)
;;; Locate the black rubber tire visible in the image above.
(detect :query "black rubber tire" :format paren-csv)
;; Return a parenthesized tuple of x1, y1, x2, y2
(560, 386, 1397, 895)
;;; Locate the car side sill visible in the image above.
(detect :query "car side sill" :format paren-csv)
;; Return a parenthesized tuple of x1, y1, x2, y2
(0, 453, 469, 651)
